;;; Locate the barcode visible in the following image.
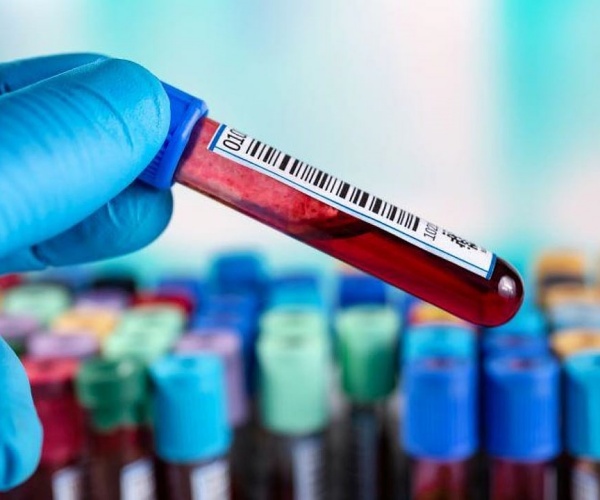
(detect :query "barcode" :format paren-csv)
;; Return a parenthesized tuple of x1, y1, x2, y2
(243, 138, 421, 233)
(208, 124, 496, 279)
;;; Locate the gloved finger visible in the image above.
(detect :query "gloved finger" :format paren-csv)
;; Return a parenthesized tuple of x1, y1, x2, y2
(0, 53, 105, 95)
(0, 182, 174, 274)
(0, 340, 42, 491)
(0, 58, 170, 259)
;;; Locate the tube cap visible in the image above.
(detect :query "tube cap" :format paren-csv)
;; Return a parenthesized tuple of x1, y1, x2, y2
(157, 277, 207, 307)
(150, 353, 231, 463)
(3, 284, 71, 325)
(336, 306, 399, 402)
(338, 273, 387, 308)
(0, 314, 40, 355)
(565, 351, 600, 458)
(175, 332, 248, 427)
(75, 289, 131, 311)
(404, 358, 477, 460)
(260, 308, 328, 340)
(258, 330, 329, 435)
(550, 329, 600, 360)
(139, 83, 208, 189)
(482, 333, 549, 359)
(549, 302, 600, 331)
(23, 358, 83, 466)
(28, 332, 99, 361)
(403, 323, 476, 363)
(268, 271, 323, 309)
(75, 358, 147, 430)
(117, 305, 186, 337)
(133, 291, 195, 317)
(484, 303, 547, 338)
(484, 356, 560, 460)
(210, 251, 266, 295)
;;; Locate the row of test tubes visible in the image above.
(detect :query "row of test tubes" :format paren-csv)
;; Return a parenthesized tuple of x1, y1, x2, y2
(0, 249, 598, 499)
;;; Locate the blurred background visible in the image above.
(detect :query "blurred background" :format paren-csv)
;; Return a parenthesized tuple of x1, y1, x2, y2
(2, 0, 599, 277)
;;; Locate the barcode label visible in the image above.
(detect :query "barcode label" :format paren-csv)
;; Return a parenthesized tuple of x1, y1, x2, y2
(208, 125, 495, 278)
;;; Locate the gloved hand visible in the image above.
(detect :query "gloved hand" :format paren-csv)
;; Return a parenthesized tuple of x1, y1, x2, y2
(0, 53, 172, 489)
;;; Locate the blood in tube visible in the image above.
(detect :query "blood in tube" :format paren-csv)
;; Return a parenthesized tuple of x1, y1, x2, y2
(142, 87, 524, 327)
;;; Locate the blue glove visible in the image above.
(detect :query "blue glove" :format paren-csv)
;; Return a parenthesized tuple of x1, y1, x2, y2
(0, 54, 173, 489)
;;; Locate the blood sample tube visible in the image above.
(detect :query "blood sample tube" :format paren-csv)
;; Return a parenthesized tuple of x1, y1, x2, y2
(75, 358, 155, 500)
(484, 356, 560, 500)
(403, 357, 478, 500)
(565, 351, 600, 500)
(334, 305, 399, 500)
(137, 85, 523, 327)
(27, 331, 99, 361)
(257, 328, 330, 499)
(150, 353, 233, 500)
(402, 323, 476, 364)
(1, 358, 84, 500)
(0, 314, 40, 357)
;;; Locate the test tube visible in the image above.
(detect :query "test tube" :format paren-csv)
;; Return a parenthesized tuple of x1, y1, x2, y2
(0, 314, 40, 357)
(484, 356, 560, 500)
(150, 353, 233, 500)
(27, 331, 99, 361)
(334, 306, 400, 500)
(257, 329, 330, 499)
(75, 358, 155, 500)
(403, 358, 478, 500)
(565, 350, 600, 499)
(2, 358, 84, 500)
(137, 86, 523, 327)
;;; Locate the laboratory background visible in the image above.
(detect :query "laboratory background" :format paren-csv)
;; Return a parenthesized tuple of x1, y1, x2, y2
(1, 1, 600, 499)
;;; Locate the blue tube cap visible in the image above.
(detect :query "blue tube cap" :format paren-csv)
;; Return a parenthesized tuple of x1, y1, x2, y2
(482, 333, 549, 359)
(484, 303, 547, 338)
(338, 273, 387, 308)
(565, 351, 600, 459)
(150, 353, 231, 463)
(402, 324, 476, 363)
(484, 356, 560, 461)
(209, 251, 266, 295)
(268, 271, 323, 309)
(139, 83, 208, 190)
(404, 358, 477, 460)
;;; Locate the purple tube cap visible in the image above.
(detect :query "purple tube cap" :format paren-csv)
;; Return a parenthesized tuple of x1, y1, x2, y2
(0, 314, 41, 341)
(175, 332, 248, 427)
(27, 331, 100, 361)
(75, 289, 130, 311)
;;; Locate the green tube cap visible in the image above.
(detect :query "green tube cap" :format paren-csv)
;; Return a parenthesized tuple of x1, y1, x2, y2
(75, 357, 147, 430)
(336, 305, 400, 402)
(258, 330, 329, 435)
(3, 284, 71, 325)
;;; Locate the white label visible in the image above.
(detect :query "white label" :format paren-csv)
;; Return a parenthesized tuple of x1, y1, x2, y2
(190, 460, 230, 500)
(52, 466, 82, 500)
(208, 125, 496, 278)
(573, 466, 600, 500)
(121, 458, 156, 500)
(291, 437, 323, 500)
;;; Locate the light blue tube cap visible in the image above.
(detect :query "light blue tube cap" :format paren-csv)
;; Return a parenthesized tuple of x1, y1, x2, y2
(402, 324, 476, 363)
(404, 358, 477, 460)
(484, 356, 560, 461)
(484, 303, 547, 338)
(565, 350, 600, 459)
(150, 353, 231, 463)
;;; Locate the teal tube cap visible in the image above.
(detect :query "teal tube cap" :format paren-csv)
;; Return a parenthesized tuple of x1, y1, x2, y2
(150, 353, 231, 463)
(403, 323, 476, 363)
(565, 350, 600, 459)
